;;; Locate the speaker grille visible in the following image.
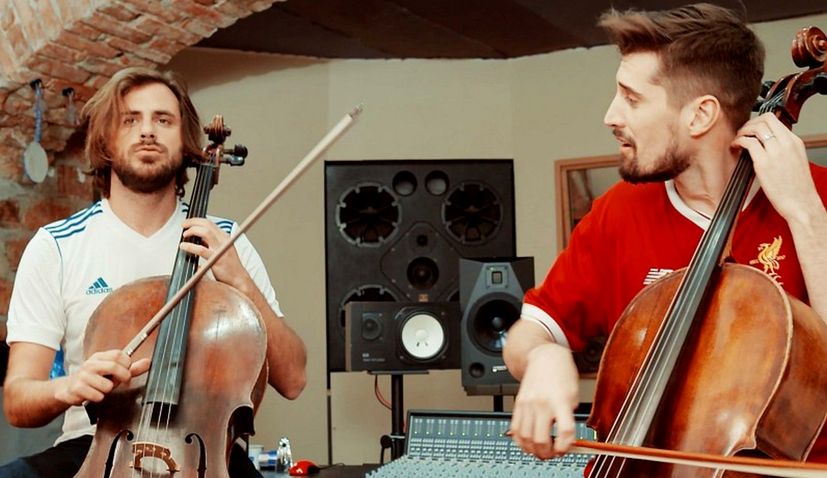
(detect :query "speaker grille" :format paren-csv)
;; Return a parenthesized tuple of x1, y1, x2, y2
(326, 160, 515, 373)
(443, 182, 502, 244)
(337, 183, 400, 246)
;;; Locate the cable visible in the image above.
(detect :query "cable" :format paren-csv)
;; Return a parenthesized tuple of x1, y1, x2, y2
(374, 375, 392, 410)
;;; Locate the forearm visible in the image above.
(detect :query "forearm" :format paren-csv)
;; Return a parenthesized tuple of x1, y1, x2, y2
(262, 311, 307, 399)
(4, 376, 70, 427)
(788, 202, 827, 320)
(503, 319, 565, 381)
(236, 280, 307, 399)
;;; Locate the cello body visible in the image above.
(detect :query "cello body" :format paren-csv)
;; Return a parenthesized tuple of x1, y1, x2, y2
(590, 264, 827, 477)
(74, 276, 267, 478)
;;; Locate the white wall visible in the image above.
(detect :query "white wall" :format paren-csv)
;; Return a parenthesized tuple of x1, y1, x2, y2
(166, 12, 827, 465)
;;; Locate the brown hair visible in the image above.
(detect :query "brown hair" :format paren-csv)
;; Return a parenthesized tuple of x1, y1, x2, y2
(82, 67, 202, 197)
(599, 3, 764, 131)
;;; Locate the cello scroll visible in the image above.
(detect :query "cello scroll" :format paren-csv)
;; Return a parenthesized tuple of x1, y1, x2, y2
(762, 26, 826, 127)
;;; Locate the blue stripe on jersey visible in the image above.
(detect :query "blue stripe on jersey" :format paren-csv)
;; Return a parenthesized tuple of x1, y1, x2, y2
(51, 225, 90, 240)
(182, 203, 235, 233)
(45, 202, 102, 235)
(214, 220, 234, 233)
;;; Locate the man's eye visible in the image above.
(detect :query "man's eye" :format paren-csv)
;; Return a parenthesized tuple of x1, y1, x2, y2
(123, 117, 136, 125)
(158, 117, 170, 125)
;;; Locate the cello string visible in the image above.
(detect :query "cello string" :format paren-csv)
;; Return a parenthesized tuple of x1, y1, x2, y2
(615, 90, 774, 446)
(136, 157, 212, 475)
(589, 99, 765, 477)
(159, 159, 213, 467)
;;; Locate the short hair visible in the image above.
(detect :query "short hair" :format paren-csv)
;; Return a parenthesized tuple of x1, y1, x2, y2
(82, 67, 202, 197)
(599, 3, 764, 131)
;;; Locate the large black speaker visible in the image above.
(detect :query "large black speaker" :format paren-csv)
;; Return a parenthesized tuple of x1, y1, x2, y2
(460, 257, 533, 395)
(345, 301, 460, 372)
(325, 160, 515, 372)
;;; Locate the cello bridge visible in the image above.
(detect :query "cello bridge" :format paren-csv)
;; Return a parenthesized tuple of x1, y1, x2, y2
(131, 441, 180, 473)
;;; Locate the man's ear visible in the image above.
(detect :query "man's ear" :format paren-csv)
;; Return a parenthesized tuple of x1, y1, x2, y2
(685, 95, 721, 138)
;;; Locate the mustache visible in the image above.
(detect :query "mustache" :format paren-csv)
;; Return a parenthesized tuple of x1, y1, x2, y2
(613, 129, 635, 146)
(131, 139, 167, 153)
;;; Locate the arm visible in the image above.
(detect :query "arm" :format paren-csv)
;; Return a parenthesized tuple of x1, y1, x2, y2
(4, 343, 67, 427)
(4, 229, 149, 427)
(4, 343, 148, 427)
(735, 113, 827, 318)
(180, 218, 307, 399)
(231, 278, 307, 399)
(504, 319, 579, 459)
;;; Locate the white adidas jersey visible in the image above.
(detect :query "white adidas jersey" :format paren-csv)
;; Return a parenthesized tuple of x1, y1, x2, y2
(6, 198, 282, 444)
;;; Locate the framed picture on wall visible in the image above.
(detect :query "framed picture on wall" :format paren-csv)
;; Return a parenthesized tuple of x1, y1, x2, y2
(554, 154, 619, 252)
(554, 134, 827, 252)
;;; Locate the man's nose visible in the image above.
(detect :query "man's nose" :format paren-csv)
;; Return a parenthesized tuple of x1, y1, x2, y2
(603, 95, 622, 128)
(140, 119, 156, 139)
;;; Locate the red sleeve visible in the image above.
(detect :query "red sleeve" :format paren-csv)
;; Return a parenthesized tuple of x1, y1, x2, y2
(523, 190, 614, 352)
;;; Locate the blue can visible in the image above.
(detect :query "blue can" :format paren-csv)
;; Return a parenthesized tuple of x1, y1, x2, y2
(258, 450, 278, 470)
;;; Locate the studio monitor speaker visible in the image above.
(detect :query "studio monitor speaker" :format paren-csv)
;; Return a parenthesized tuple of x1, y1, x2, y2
(325, 160, 515, 372)
(460, 257, 534, 395)
(344, 301, 461, 372)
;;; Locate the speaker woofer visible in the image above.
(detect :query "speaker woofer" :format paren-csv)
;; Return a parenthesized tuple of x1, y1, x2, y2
(442, 182, 502, 244)
(337, 183, 400, 246)
(399, 311, 446, 361)
(471, 298, 519, 353)
(407, 257, 439, 290)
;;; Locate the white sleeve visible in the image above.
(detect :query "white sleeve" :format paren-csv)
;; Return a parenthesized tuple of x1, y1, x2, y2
(520, 303, 571, 349)
(231, 225, 284, 318)
(6, 229, 65, 349)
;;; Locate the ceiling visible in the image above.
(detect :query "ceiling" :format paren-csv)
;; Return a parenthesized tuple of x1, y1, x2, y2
(198, 0, 827, 59)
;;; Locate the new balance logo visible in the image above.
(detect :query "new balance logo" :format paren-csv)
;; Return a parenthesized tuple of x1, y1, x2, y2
(85, 277, 113, 295)
(643, 268, 673, 286)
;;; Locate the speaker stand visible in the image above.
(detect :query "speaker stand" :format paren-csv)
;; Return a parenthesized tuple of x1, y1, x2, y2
(493, 394, 504, 412)
(371, 370, 427, 461)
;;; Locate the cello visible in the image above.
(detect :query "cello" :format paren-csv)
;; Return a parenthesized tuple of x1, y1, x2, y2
(75, 116, 267, 478)
(584, 25, 827, 478)
(71, 107, 361, 478)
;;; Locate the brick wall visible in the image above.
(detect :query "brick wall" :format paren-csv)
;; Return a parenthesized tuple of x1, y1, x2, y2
(0, 0, 282, 320)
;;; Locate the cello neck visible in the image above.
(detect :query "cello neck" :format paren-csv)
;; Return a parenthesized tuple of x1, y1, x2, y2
(143, 159, 217, 408)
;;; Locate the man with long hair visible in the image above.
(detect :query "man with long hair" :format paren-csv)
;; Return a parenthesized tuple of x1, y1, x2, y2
(2, 67, 307, 477)
(504, 2, 827, 465)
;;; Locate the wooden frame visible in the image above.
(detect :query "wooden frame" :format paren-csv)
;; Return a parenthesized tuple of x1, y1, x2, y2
(807, 133, 827, 150)
(554, 154, 619, 252)
(554, 133, 827, 252)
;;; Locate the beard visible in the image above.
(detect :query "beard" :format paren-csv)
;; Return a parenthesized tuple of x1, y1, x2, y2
(112, 141, 184, 194)
(615, 129, 691, 184)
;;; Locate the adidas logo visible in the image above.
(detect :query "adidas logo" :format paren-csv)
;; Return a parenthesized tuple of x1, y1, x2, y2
(85, 277, 113, 295)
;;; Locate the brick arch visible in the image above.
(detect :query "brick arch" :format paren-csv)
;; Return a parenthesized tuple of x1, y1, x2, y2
(0, 0, 280, 317)
(0, 0, 280, 164)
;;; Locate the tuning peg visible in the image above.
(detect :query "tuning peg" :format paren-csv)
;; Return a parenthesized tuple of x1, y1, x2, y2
(222, 144, 247, 166)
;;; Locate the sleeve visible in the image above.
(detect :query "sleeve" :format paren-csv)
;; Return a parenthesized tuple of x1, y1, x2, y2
(6, 229, 65, 350)
(230, 225, 284, 318)
(521, 192, 613, 352)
